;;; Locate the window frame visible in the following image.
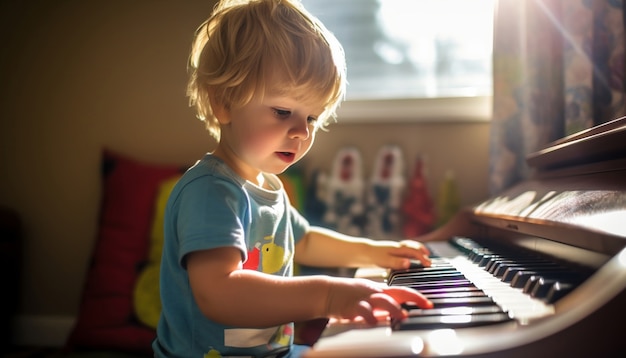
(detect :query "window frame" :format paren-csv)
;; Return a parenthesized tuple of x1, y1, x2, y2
(335, 95, 492, 123)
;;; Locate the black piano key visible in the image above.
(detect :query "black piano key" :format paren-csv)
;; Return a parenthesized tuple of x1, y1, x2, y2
(390, 267, 459, 278)
(505, 267, 571, 285)
(523, 275, 542, 294)
(493, 262, 560, 279)
(530, 277, 555, 298)
(391, 267, 463, 277)
(391, 272, 466, 284)
(486, 258, 526, 273)
(524, 270, 583, 292)
(406, 304, 505, 317)
(401, 295, 496, 310)
(389, 271, 461, 285)
(511, 271, 540, 288)
(469, 249, 495, 263)
(390, 273, 469, 285)
(429, 296, 496, 308)
(388, 264, 456, 281)
(501, 267, 527, 283)
(394, 312, 512, 330)
(390, 265, 457, 275)
(418, 286, 484, 295)
(530, 276, 582, 299)
(407, 279, 476, 290)
(478, 254, 503, 267)
(424, 291, 488, 300)
(545, 282, 575, 303)
(487, 258, 553, 275)
(476, 254, 501, 267)
(407, 260, 425, 269)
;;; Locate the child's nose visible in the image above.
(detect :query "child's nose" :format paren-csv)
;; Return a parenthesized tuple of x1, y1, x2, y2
(289, 117, 310, 140)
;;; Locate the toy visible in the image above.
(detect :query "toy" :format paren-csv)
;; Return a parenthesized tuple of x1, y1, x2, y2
(401, 155, 435, 237)
(366, 145, 405, 239)
(321, 147, 366, 236)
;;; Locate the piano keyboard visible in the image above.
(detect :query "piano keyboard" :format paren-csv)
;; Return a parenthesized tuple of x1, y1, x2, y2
(387, 236, 590, 330)
(305, 236, 609, 357)
(388, 236, 595, 331)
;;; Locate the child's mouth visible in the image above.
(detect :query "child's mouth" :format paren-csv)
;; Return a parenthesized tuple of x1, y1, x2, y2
(276, 152, 295, 163)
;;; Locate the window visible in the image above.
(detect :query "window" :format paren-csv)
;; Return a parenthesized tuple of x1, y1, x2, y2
(302, 0, 495, 121)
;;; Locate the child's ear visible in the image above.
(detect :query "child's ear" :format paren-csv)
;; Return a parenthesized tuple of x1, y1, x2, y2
(209, 93, 231, 124)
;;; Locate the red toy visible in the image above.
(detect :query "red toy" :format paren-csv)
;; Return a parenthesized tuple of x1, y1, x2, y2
(401, 155, 436, 238)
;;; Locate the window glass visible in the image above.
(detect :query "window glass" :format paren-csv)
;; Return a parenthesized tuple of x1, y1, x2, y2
(302, 0, 495, 120)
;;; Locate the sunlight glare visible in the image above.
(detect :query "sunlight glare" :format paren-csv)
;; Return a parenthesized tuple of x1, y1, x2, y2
(427, 329, 464, 355)
(378, 0, 496, 66)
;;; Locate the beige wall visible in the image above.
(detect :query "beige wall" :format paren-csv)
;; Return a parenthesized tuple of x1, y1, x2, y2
(0, 1, 489, 322)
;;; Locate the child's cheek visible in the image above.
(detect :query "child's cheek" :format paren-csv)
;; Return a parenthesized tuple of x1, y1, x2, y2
(241, 129, 272, 152)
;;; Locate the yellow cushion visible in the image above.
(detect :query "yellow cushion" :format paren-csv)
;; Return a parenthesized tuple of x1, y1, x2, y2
(133, 176, 180, 329)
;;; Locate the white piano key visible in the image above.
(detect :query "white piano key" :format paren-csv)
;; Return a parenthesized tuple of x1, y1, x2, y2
(448, 256, 555, 322)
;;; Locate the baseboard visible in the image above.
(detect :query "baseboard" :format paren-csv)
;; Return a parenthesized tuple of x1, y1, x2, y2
(13, 315, 76, 347)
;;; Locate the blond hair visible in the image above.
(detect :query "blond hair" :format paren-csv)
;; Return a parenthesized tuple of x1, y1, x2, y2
(187, 0, 347, 140)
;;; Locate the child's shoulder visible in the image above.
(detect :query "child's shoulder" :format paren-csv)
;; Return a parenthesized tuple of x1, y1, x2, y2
(182, 154, 244, 184)
(170, 155, 245, 200)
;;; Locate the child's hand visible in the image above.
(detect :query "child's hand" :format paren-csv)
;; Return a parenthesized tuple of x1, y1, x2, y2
(368, 239, 432, 270)
(324, 277, 433, 325)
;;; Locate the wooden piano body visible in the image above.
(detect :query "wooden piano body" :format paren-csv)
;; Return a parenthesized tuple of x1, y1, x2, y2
(305, 117, 626, 357)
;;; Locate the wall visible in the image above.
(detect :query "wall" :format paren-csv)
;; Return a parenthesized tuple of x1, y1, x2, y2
(0, 0, 489, 344)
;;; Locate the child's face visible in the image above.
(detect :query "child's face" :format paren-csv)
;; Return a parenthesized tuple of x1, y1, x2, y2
(215, 94, 323, 184)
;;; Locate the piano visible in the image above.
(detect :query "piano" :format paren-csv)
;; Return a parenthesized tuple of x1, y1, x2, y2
(305, 117, 626, 357)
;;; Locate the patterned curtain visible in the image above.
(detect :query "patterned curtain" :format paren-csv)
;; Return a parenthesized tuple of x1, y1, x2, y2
(489, 0, 625, 195)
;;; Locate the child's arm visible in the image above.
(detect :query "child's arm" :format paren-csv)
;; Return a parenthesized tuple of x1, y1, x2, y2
(187, 246, 432, 327)
(294, 226, 432, 270)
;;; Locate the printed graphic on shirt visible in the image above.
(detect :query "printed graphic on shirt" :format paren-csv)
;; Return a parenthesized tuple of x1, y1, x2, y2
(268, 324, 293, 348)
(244, 242, 262, 270)
(243, 235, 290, 274)
(204, 347, 221, 357)
(219, 324, 293, 355)
(224, 326, 284, 347)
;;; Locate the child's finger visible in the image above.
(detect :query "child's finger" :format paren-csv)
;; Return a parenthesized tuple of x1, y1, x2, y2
(391, 243, 432, 267)
(367, 293, 405, 319)
(354, 300, 377, 325)
(383, 286, 434, 309)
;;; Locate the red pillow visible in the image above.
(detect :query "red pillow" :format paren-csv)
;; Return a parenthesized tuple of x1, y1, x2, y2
(66, 149, 184, 354)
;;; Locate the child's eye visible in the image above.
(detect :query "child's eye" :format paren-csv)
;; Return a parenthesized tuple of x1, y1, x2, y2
(273, 108, 291, 119)
(307, 116, 318, 124)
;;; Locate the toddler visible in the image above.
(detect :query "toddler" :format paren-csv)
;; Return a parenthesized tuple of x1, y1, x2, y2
(153, 1, 433, 357)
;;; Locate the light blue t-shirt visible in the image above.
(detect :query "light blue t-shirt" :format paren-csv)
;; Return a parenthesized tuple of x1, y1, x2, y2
(153, 154, 309, 358)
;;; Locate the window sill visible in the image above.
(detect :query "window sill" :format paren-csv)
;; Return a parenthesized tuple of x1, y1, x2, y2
(335, 95, 492, 123)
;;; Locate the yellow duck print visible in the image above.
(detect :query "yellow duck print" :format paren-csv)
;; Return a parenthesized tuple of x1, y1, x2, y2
(275, 324, 293, 346)
(204, 347, 221, 358)
(261, 235, 288, 273)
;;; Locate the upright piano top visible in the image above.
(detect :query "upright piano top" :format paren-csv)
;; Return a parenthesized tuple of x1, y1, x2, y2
(472, 116, 626, 255)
